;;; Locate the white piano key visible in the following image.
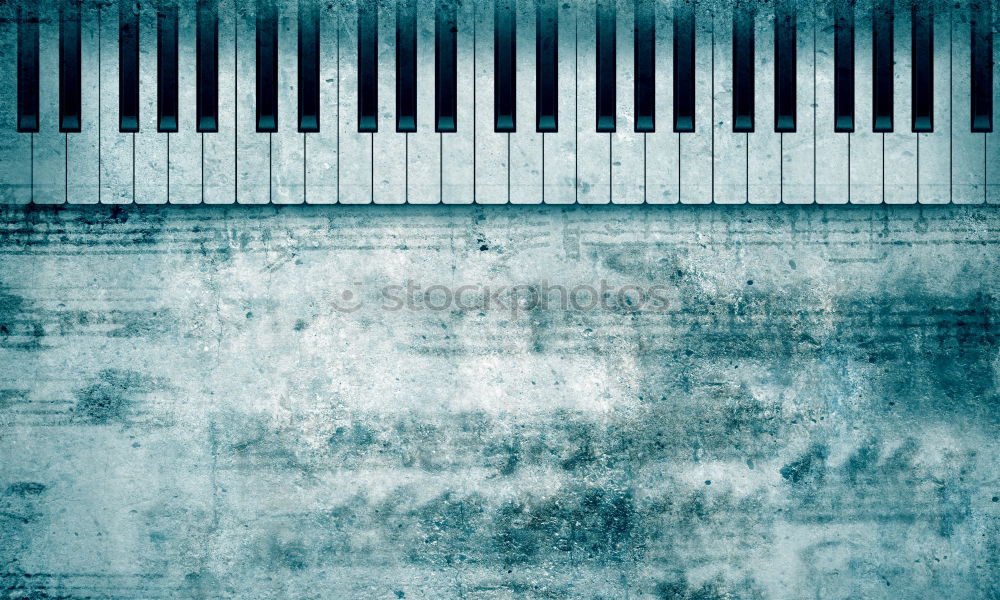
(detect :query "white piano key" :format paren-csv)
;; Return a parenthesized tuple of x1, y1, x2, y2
(203, 0, 237, 205)
(406, 0, 440, 204)
(781, 0, 815, 204)
(749, 4, 781, 204)
(952, 0, 985, 204)
(577, 0, 611, 204)
(646, 0, 678, 204)
(67, 0, 100, 205)
(986, 0, 999, 204)
(612, 0, 645, 203)
(814, 1, 847, 203)
(135, 1, 168, 204)
(273, 0, 304, 203)
(339, 0, 373, 204)
(170, 0, 203, 204)
(542, 0, 578, 204)
(510, 0, 543, 204)
(918, 0, 951, 204)
(0, 5, 31, 205)
(474, 0, 509, 204)
(373, 0, 406, 204)
(235, 0, 270, 204)
(441, 0, 475, 204)
(679, 0, 713, 204)
(100, 1, 135, 204)
(305, 2, 339, 204)
(884, 0, 917, 204)
(34, 4, 67, 205)
(849, 1, 882, 204)
(713, 2, 747, 204)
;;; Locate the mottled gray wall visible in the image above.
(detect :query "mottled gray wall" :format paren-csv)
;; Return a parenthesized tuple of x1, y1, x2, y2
(1, 205, 999, 599)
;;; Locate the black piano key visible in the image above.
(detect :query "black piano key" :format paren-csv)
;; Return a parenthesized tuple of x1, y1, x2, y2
(536, 0, 558, 132)
(60, 0, 82, 133)
(17, 6, 39, 133)
(396, 0, 417, 132)
(673, 1, 695, 132)
(970, 1, 993, 132)
(834, 0, 855, 132)
(298, 0, 320, 132)
(119, 0, 140, 132)
(732, 1, 755, 132)
(436, 0, 458, 132)
(197, 0, 219, 132)
(494, 0, 516, 132)
(358, 0, 378, 132)
(872, 0, 893, 132)
(774, 0, 796, 132)
(911, 2, 933, 132)
(157, 2, 179, 132)
(595, 0, 615, 132)
(256, 0, 277, 132)
(634, 0, 654, 132)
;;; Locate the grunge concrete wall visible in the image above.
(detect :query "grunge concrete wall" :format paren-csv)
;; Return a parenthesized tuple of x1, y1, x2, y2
(1, 205, 998, 600)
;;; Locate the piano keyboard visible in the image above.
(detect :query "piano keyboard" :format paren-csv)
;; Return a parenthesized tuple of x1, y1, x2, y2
(0, 0, 996, 205)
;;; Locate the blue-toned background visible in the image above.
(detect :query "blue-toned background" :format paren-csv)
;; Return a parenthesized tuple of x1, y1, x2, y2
(0, 204, 997, 599)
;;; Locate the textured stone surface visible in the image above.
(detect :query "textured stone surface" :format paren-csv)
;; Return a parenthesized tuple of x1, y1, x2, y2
(0, 205, 998, 599)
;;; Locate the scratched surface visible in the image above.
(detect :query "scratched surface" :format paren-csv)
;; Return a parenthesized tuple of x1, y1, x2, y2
(0, 205, 998, 599)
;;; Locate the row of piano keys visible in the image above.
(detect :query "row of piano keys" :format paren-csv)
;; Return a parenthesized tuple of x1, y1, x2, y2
(0, 0, 997, 204)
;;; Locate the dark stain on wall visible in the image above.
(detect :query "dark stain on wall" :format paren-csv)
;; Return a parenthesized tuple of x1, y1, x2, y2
(72, 369, 165, 425)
